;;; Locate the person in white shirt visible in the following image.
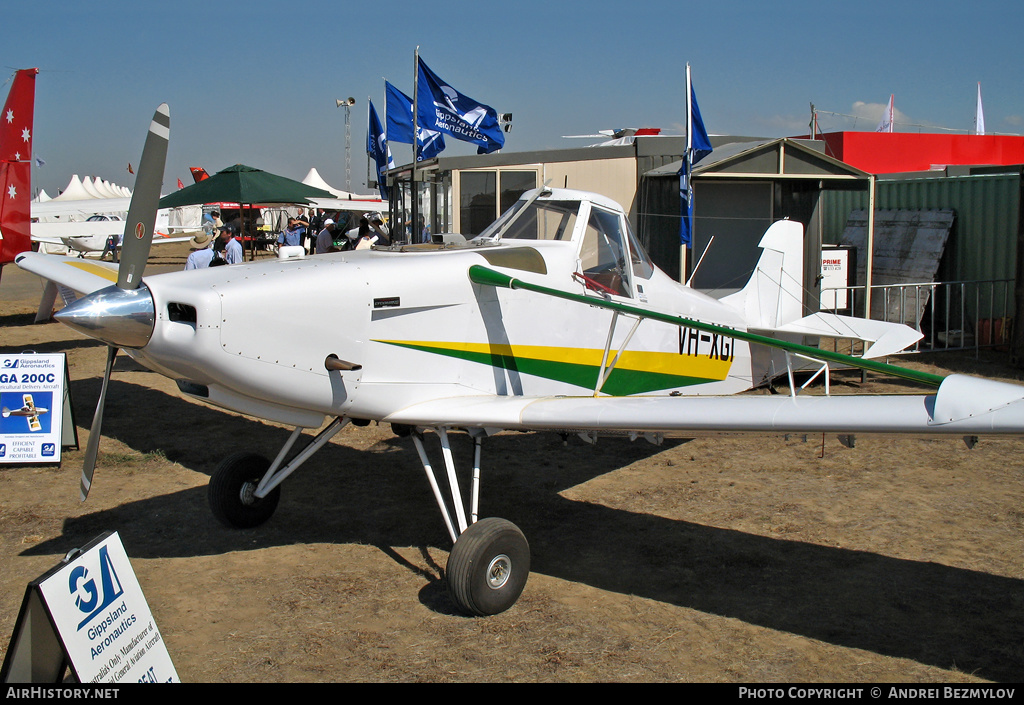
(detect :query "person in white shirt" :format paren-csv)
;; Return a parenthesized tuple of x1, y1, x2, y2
(216, 224, 244, 264)
(315, 219, 338, 254)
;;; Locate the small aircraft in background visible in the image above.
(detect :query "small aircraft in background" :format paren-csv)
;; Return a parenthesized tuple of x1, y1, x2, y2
(562, 127, 663, 146)
(16, 102, 1024, 617)
(30, 208, 195, 257)
(2, 394, 49, 432)
(0, 68, 197, 261)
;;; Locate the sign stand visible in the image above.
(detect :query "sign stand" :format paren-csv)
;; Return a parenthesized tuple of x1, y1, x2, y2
(60, 358, 79, 451)
(1, 532, 179, 683)
(0, 352, 78, 465)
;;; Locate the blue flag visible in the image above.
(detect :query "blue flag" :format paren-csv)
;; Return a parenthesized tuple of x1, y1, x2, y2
(679, 76, 712, 246)
(385, 81, 445, 161)
(367, 100, 394, 200)
(416, 58, 504, 155)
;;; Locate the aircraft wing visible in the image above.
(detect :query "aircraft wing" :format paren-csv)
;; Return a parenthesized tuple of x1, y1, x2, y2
(150, 234, 194, 243)
(381, 374, 1024, 438)
(32, 222, 193, 243)
(14, 251, 118, 295)
(32, 221, 124, 244)
(307, 197, 388, 213)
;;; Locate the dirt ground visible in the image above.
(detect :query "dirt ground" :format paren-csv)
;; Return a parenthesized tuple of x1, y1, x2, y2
(0, 244, 1021, 683)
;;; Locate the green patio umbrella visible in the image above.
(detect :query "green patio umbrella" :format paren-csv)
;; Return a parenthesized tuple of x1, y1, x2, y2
(159, 164, 336, 259)
(158, 163, 335, 208)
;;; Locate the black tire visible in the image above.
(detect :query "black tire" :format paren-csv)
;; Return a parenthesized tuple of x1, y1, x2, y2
(208, 452, 280, 528)
(446, 517, 530, 616)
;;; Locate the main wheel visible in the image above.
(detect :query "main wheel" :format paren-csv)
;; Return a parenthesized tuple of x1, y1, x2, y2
(446, 517, 530, 616)
(208, 452, 280, 528)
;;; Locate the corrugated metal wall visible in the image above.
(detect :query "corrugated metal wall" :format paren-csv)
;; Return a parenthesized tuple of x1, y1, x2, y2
(821, 173, 1023, 282)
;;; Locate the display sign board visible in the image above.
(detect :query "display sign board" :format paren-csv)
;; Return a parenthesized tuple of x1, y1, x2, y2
(820, 246, 855, 313)
(0, 353, 75, 464)
(1, 532, 179, 683)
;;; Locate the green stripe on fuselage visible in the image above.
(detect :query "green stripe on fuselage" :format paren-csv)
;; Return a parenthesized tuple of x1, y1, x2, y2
(375, 340, 720, 395)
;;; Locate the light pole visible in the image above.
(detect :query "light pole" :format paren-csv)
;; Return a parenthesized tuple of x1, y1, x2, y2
(335, 97, 355, 193)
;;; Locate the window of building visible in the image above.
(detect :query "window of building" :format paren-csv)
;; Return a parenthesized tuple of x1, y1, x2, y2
(458, 169, 538, 235)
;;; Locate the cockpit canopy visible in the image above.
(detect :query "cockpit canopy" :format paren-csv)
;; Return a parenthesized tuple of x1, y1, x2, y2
(474, 188, 655, 297)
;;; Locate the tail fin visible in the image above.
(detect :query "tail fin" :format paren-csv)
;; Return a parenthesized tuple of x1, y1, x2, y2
(0, 68, 38, 265)
(720, 219, 804, 329)
(722, 219, 921, 387)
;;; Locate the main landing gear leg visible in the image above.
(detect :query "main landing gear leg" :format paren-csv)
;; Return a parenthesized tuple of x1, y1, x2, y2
(209, 417, 350, 528)
(411, 427, 530, 616)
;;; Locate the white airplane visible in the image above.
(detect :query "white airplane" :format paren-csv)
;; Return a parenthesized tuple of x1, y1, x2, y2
(30, 174, 204, 257)
(15, 103, 1024, 617)
(31, 207, 195, 258)
(1, 393, 48, 432)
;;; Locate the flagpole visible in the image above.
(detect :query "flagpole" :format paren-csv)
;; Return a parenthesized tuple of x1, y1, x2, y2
(366, 96, 373, 195)
(411, 46, 420, 245)
(680, 63, 693, 282)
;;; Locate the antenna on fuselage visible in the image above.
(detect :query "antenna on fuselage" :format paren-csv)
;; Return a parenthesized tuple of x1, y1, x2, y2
(685, 235, 714, 287)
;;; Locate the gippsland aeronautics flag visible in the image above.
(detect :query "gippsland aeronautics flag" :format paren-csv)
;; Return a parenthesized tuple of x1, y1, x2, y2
(385, 81, 445, 161)
(416, 58, 504, 155)
(367, 100, 394, 200)
(679, 72, 712, 246)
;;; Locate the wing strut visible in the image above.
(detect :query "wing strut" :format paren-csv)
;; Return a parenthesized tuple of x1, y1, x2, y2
(595, 311, 644, 396)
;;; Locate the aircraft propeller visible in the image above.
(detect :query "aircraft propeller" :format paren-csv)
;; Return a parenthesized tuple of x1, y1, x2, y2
(72, 103, 169, 500)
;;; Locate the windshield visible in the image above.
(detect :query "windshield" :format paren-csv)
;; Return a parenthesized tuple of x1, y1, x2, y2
(474, 199, 580, 242)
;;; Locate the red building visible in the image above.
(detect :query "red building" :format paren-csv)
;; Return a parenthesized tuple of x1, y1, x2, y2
(814, 131, 1024, 174)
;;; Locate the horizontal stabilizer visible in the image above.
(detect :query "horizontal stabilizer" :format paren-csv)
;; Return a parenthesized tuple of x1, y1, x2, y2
(752, 312, 923, 359)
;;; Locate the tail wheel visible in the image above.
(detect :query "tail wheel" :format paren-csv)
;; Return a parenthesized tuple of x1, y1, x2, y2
(208, 452, 280, 528)
(446, 517, 530, 616)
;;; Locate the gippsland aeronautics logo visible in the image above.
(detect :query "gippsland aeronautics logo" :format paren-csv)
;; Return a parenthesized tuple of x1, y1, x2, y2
(68, 545, 127, 632)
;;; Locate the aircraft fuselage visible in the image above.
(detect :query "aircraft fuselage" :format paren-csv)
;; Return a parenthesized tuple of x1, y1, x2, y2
(127, 233, 754, 428)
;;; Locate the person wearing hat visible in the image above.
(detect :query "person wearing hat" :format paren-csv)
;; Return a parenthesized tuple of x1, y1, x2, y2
(315, 218, 338, 254)
(184, 231, 215, 270)
(216, 223, 244, 264)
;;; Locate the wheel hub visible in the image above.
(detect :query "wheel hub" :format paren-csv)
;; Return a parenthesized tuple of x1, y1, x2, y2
(239, 480, 258, 506)
(486, 554, 512, 590)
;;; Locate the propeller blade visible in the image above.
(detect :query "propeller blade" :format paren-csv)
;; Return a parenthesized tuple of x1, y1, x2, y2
(80, 345, 118, 501)
(117, 103, 170, 291)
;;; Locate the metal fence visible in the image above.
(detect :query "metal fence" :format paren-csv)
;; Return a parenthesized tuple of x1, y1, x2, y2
(821, 279, 1014, 355)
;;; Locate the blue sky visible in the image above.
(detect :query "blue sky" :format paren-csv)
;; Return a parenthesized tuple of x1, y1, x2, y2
(5, 0, 1022, 197)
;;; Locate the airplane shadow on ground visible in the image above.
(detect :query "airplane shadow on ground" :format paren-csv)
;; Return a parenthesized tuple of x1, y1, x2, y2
(22, 377, 1024, 682)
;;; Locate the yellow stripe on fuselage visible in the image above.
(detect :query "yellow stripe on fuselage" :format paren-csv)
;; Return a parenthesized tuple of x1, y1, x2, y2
(375, 340, 733, 381)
